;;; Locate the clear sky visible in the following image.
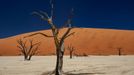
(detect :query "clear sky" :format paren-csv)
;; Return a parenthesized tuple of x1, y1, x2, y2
(0, 0, 134, 38)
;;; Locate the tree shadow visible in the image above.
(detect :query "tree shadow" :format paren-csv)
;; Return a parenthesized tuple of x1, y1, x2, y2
(42, 72, 105, 75)
(65, 72, 105, 75)
(64, 71, 105, 75)
(41, 69, 105, 75)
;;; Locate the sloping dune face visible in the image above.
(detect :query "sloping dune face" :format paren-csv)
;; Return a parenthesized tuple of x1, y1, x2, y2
(0, 28, 134, 56)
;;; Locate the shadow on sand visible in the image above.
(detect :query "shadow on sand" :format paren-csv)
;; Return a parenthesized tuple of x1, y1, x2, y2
(41, 69, 105, 75)
(65, 72, 105, 75)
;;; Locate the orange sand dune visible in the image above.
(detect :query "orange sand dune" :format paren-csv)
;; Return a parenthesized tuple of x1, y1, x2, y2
(0, 28, 134, 56)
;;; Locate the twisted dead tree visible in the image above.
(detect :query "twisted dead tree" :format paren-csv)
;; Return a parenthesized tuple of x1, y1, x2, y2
(17, 39, 40, 60)
(24, 0, 74, 75)
(67, 44, 75, 59)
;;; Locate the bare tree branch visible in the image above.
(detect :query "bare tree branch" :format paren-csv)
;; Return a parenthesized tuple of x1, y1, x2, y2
(39, 11, 49, 19)
(24, 32, 53, 38)
(17, 39, 27, 53)
(60, 27, 73, 46)
(17, 45, 23, 50)
(50, 0, 54, 19)
(62, 19, 72, 28)
(64, 32, 75, 39)
(62, 8, 74, 28)
(28, 40, 41, 55)
(17, 45, 25, 54)
(31, 45, 39, 55)
(32, 11, 48, 21)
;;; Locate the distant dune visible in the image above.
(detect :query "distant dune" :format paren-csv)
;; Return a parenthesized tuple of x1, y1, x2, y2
(0, 28, 134, 56)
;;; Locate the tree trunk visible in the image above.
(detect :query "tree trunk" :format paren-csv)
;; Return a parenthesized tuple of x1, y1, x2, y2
(55, 42, 64, 75)
(24, 55, 28, 60)
(119, 49, 121, 56)
(55, 49, 64, 75)
(28, 55, 32, 60)
(70, 51, 72, 59)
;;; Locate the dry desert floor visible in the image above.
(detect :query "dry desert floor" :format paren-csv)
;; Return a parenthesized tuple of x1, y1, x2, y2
(0, 56, 134, 75)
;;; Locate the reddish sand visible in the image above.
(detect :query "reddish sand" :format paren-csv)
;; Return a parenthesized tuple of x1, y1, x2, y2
(0, 28, 134, 56)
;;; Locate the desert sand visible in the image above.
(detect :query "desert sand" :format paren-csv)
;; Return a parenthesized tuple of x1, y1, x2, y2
(0, 56, 134, 75)
(0, 28, 134, 56)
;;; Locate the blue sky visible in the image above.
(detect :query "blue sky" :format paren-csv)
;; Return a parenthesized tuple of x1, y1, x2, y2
(0, 0, 134, 38)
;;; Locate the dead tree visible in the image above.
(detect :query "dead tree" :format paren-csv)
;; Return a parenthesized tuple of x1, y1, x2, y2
(24, 0, 74, 75)
(17, 39, 40, 60)
(67, 44, 75, 59)
(117, 48, 122, 56)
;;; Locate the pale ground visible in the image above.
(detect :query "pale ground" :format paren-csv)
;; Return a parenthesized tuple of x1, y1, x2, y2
(0, 56, 134, 75)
